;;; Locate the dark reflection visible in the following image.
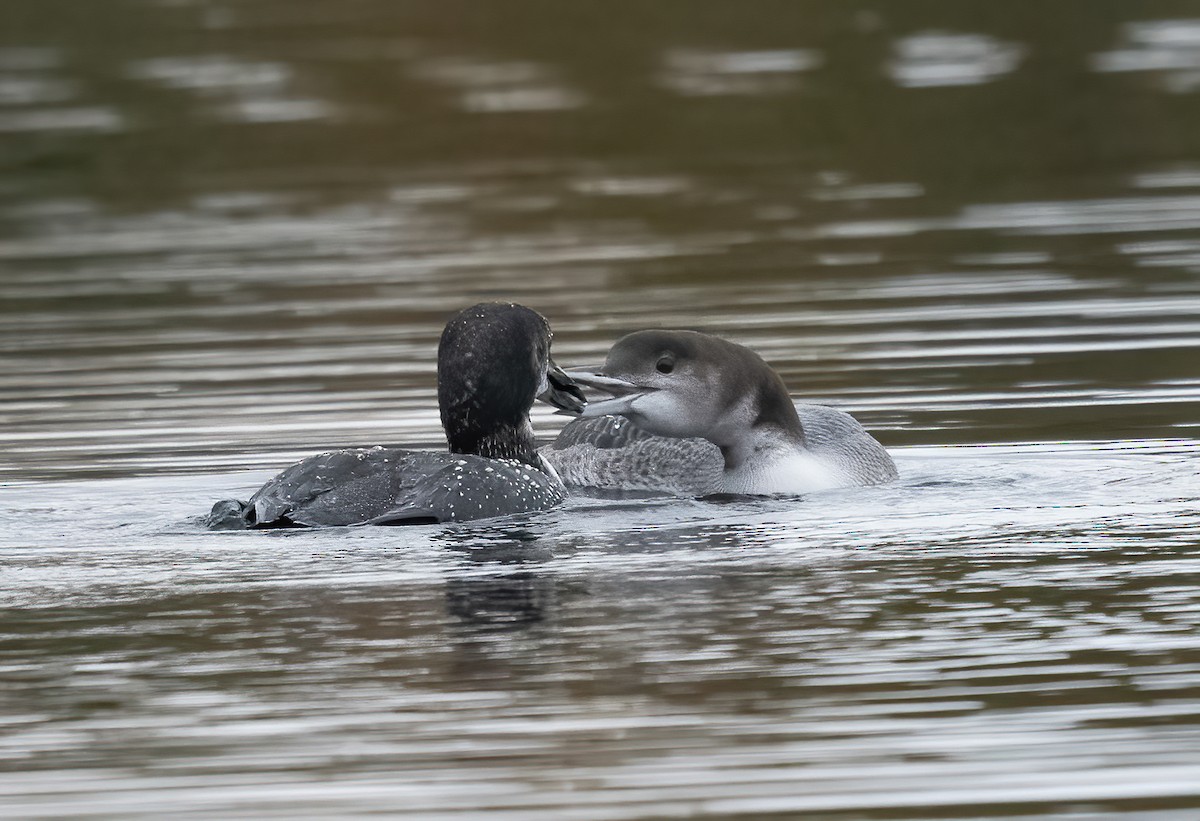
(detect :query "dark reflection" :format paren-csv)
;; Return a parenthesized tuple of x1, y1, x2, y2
(433, 526, 547, 548)
(438, 534, 562, 630)
(445, 570, 555, 628)
(1, 511, 1198, 815)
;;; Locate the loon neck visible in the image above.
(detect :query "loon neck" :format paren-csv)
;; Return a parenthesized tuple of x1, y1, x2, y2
(717, 424, 804, 475)
(706, 362, 806, 469)
(447, 418, 542, 468)
(710, 385, 806, 474)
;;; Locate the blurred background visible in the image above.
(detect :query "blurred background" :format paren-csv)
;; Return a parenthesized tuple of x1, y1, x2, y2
(2, 0, 1199, 478)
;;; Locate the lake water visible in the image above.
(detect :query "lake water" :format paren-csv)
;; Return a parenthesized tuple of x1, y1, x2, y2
(1, 2, 1199, 818)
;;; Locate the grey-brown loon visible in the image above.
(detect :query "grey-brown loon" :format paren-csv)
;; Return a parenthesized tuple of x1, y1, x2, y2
(542, 329, 896, 496)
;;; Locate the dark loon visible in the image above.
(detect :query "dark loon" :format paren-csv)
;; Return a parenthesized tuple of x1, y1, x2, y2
(208, 303, 585, 528)
(542, 329, 896, 496)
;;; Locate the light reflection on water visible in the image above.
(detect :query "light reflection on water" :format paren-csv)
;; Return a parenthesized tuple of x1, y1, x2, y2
(3, 174, 1200, 479)
(887, 32, 1026, 88)
(658, 48, 823, 97)
(1, 446, 1198, 818)
(1092, 19, 1200, 93)
(1, 1, 1199, 817)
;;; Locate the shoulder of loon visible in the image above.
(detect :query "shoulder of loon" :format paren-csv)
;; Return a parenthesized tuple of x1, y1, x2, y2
(541, 416, 723, 494)
(545, 414, 659, 451)
(794, 403, 898, 483)
(228, 447, 563, 527)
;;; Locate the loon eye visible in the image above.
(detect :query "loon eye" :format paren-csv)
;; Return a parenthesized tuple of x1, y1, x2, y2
(655, 357, 674, 374)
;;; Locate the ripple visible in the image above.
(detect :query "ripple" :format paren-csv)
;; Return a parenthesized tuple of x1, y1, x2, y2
(126, 55, 334, 123)
(0, 76, 76, 106)
(815, 192, 1200, 239)
(127, 55, 292, 92)
(570, 176, 690, 198)
(657, 48, 822, 96)
(0, 47, 61, 71)
(219, 97, 333, 123)
(888, 32, 1026, 88)
(810, 181, 925, 202)
(2, 6, 1199, 817)
(0, 107, 124, 133)
(1092, 19, 1200, 93)
(414, 56, 586, 113)
(1, 448, 1198, 816)
(1132, 166, 1200, 189)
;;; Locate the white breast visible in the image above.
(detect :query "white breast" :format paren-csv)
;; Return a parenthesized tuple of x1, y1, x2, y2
(719, 448, 846, 495)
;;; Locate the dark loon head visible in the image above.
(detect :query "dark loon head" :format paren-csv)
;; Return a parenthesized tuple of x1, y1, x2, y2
(438, 303, 584, 467)
(566, 329, 802, 469)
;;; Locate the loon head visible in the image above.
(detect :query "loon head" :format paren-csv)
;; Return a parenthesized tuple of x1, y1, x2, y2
(438, 303, 584, 462)
(569, 329, 803, 461)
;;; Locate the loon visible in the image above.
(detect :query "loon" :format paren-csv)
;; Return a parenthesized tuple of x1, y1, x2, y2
(542, 329, 896, 496)
(208, 303, 585, 528)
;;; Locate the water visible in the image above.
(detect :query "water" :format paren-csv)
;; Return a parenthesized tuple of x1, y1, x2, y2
(2, 1, 1199, 817)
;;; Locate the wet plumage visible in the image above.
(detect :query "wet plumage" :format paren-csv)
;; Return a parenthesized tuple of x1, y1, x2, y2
(208, 303, 583, 528)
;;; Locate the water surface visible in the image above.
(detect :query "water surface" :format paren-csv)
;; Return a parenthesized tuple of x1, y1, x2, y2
(1, 1, 1199, 817)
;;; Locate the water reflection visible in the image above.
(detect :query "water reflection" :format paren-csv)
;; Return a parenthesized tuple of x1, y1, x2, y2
(2, 1, 1200, 816)
(1, 457, 1197, 816)
(415, 56, 586, 113)
(438, 534, 561, 629)
(888, 32, 1026, 88)
(0, 436, 1196, 785)
(446, 570, 556, 629)
(0, 75, 76, 106)
(0, 106, 124, 133)
(3, 159, 1199, 478)
(0, 44, 121, 133)
(127, 55, 334, 123)
(658, 48, 822, 96)
(1092, 19, 1200, 93)
(0, 46, 62, 71)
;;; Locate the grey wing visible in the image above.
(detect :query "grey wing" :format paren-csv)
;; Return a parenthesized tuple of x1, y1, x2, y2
(208, 451, 379, 529)
(211, 450, 567, 529)
(541, 415, 723, 494)
(244, 448, 432, 526)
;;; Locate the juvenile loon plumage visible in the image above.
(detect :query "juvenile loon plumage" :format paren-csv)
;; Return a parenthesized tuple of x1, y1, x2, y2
(542, 329, 896, 496)
(208, 303, 585, 528)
